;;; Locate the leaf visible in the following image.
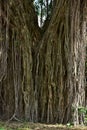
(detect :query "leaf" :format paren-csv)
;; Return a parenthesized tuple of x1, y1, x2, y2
(0, 128, 5, 130)
(78, 107, 86, 114)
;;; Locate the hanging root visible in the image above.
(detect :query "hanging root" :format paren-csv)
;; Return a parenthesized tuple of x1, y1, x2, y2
(7, 113, 22, 122)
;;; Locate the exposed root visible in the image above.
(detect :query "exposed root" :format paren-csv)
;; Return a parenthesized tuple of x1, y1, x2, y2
(7, 113, 22, 122)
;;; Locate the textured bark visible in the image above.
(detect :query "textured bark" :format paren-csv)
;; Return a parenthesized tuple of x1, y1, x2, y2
(34, 0, 86, 124)
(0, 0, 86, 125)
(0, 0, 41, 120)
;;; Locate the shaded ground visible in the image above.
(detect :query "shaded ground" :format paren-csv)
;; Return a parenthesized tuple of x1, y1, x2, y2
(0, 122, 87, 130)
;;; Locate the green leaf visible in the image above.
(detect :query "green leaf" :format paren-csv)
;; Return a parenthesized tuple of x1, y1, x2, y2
(0, 128, 5, 130)
(78, 107, 86, 114)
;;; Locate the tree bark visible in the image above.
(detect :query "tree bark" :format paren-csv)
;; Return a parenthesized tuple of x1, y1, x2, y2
(34, 0, 86, 124)
(0, 0, 86, 125)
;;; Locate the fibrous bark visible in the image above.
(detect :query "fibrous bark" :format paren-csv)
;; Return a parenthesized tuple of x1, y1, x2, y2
(34, 0, 86, 124)
(0, 0, 87, 125)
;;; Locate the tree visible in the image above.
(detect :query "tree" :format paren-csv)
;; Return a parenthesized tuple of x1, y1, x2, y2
(34, 0, 53, 26)
(0, 0, 87, 125)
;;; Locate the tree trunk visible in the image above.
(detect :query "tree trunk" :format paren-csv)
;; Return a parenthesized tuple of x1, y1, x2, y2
(34, 0, 86, 124)
(0, 0, 86, 125)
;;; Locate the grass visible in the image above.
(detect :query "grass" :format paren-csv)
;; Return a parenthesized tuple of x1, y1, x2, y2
(0, 121, 87, 130)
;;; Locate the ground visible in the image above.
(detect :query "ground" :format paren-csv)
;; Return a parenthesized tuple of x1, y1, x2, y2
(0, 122, 87, 130)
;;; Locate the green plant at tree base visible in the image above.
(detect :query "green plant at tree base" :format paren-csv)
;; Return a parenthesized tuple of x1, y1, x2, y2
(78, 106, 87, 125)
(78, 107, 87, 114)
(70, 106, 87, 125)
(0, 128, 5, 130)
(66, 122, 73, 128)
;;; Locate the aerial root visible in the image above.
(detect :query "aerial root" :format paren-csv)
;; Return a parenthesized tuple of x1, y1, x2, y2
(7, 113, 22, 122)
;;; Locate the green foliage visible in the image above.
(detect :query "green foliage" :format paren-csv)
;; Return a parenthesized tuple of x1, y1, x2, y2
(34, 0, 45, 16)
(34, 2, 40, 15)
(71, 106, 87, 125)
(66, 123, 73, 128)
(78, 107, 87, 114)
(78, 106, 87, 125)
(34, 0, 52, 26)
(0, 128, 5, 130)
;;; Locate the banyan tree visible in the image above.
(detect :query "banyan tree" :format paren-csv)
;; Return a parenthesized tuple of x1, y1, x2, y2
(0, 0, 87, 125)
